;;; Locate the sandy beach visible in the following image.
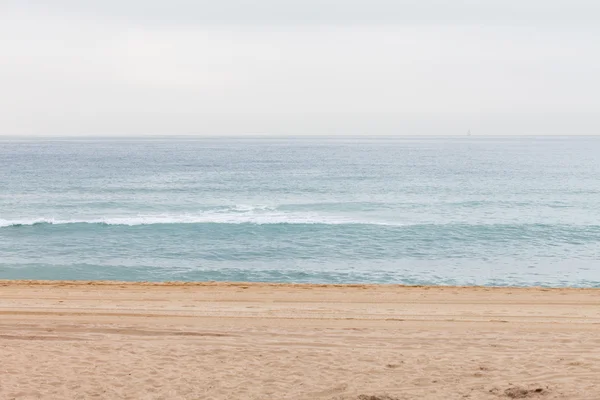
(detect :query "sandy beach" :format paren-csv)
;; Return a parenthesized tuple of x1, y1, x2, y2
(0, 281, 599, 399)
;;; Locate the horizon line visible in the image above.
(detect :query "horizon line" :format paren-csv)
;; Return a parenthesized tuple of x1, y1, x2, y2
(1, 133, 600, 139)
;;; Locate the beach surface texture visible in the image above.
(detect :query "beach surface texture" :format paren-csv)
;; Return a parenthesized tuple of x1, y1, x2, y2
(0, 281, 599, 399)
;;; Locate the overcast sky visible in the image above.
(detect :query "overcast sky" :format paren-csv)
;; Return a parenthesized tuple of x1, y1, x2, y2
(1, 1, 599, 135)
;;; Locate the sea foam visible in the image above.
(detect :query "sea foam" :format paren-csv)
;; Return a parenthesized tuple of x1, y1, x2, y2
(0, 211, 393, 228)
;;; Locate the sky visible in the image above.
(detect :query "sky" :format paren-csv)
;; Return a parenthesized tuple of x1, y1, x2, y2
(1, 1, 599, 136)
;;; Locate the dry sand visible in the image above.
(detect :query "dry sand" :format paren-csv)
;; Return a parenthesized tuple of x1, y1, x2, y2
(0, 281, 599, 400)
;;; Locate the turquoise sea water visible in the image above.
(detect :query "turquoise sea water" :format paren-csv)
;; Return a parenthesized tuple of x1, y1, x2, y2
(1, 136, 599, 286)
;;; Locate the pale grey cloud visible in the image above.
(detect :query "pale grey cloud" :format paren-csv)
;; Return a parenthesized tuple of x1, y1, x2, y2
(0, 1, 599, 135)
(4, 0, 600, 26)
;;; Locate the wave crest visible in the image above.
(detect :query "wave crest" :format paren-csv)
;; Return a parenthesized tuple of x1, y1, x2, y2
(0, 212, 390, 228)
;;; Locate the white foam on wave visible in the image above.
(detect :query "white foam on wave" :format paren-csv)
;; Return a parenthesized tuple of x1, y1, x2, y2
(0, 211, 395, 228)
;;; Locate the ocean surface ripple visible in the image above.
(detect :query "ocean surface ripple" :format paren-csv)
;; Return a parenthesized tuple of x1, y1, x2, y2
(1, 136, 599, 287)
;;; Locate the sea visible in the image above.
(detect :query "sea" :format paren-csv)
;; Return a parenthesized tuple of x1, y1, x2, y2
(1, 136, 599, 287)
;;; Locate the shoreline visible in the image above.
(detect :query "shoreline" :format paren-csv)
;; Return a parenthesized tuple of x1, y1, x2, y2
(1, 279, 599, 290)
